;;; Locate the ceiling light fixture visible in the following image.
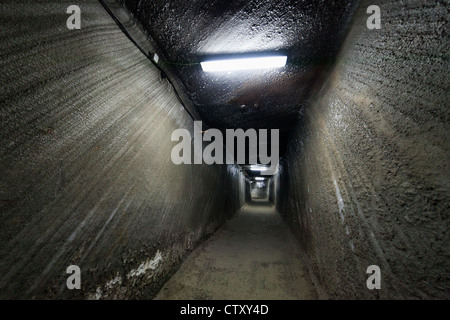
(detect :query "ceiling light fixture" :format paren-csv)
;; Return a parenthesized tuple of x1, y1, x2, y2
(201, 56, 287, 72)
(255, 177, 265, 181)
(250, 165, 270, 172)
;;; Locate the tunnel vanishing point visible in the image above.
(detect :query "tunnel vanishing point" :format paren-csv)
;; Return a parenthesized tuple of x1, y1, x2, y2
(0, 0, 448, 300)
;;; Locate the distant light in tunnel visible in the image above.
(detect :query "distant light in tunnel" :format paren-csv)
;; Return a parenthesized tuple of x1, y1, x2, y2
(201, 56, 287, 72)
(256, 181, 265, 188)
(250, 165, 271, 172)
(255, 177, 265, 181)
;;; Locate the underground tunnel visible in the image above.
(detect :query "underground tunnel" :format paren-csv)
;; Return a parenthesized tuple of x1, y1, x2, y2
(0, 0, 448, 301)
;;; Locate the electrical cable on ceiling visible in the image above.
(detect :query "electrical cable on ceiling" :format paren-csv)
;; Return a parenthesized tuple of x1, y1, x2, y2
(98, 0, 197, 121)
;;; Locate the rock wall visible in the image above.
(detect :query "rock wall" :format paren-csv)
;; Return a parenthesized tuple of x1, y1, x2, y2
(277, 0, 449, 299)
(0, 0, 243, 299)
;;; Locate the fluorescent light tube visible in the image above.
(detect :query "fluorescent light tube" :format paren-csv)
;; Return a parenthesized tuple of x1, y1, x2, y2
(255, 177, 265, 181)
(201, 56, 287, 72)
(250, 166, 270, 171)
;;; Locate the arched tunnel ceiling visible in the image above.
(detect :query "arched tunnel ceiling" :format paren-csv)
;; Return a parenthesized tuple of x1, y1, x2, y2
(121, 0, 359, 155)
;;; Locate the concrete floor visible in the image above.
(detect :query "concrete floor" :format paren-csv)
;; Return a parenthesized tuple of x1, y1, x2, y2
(154, 201, 318, 300)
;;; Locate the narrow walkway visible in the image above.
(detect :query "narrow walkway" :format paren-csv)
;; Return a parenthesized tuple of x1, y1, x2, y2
(155, 201, 318, 299)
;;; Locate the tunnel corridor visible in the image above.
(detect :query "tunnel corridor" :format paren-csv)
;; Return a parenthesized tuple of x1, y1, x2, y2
(0, 0, 449, 300)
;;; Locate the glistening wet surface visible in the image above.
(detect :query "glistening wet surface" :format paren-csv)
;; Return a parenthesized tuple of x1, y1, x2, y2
(154, 201, 318, 299)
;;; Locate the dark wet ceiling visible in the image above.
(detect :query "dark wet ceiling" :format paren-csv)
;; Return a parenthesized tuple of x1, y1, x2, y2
(122, 0, 359, 156)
